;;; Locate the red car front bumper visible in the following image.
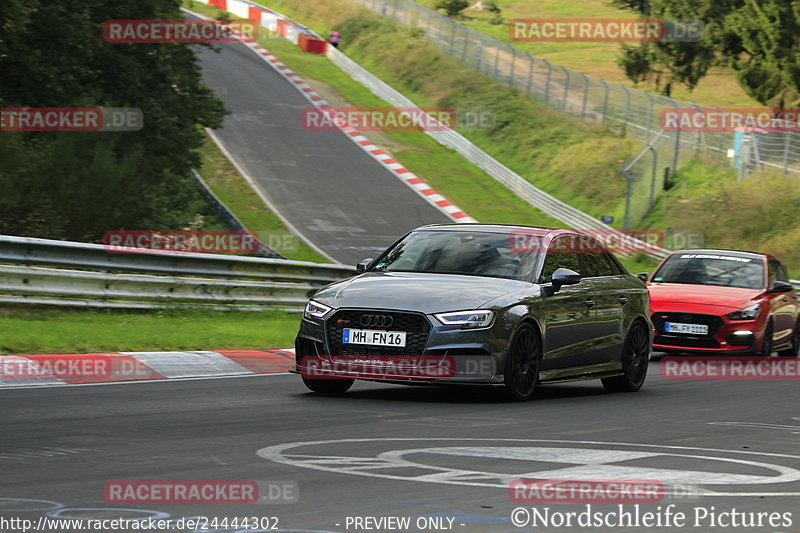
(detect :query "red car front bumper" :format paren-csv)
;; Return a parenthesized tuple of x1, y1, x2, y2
(650, 304, 766, 354)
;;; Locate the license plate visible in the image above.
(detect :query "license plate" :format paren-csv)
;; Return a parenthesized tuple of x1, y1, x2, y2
(343, 329, 407, 347)
(664, 322, 708, 335)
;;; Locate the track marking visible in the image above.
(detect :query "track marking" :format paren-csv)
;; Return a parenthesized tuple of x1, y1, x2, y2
(257, 438, 800, 497)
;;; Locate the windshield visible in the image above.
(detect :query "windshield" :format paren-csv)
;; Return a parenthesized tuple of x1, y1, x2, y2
(651, 253, 765, 289)
(370, 230, 539, 281)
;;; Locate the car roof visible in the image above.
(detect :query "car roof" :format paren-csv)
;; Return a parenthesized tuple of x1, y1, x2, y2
(670, 249, 766, 259)
(412, 223, 574, 238)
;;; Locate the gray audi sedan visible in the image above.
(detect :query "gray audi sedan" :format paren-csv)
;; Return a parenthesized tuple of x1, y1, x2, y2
(294, 224, 653, 401)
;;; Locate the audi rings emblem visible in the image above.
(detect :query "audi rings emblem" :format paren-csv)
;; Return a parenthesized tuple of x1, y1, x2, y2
(360, 314, 394, 328)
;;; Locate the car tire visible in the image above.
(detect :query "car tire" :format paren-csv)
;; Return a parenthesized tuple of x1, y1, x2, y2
(503, 322, 541, 402)
(777, 322, 800, 357)
(759, 320, 774, 357)
(602, 321, 649, 393)
(301, 377, 354, 395)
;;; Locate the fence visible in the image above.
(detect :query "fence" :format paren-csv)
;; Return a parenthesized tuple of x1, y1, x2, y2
(326, 46, 670, 260)
(0, 235, 354, 311)
(354, 0, 800, 227)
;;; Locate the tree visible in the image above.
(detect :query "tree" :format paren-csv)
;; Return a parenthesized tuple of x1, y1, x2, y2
(612, 0, 800, 107)
(485, 0, 503, 25)
(435, 0, 469, 19)
(0, 0, 227, 239)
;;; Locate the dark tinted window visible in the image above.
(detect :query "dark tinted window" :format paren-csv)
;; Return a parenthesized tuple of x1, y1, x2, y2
(540, 236, 581, 281)
(768, 259, 778, 287)
(775, 260, 790, 283)
(371, 230, 539, 281)
(651, 253, 765, 289)
(578, 239, 618, 277)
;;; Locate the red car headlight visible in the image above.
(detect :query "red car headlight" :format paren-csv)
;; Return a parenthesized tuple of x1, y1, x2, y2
(725, 303, 761, 320)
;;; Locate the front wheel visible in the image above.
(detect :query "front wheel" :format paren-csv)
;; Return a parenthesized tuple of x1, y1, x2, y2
(503, 323, 541, 401)
(777, 322, 800, 357)
(759, 320, 774, 356)
(302, 377, 354, 395)
(602, 321, 650, 393)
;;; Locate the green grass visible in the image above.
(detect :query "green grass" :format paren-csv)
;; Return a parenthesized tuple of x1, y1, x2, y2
(417, 0, 760, 108)
(197, 134, 327, 262)
(187, 1, 564, 228)
(0, 307, 300, 355)
(187, 1, 659, 273)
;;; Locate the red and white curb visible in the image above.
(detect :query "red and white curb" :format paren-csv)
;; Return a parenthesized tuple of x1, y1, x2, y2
(0, 349, 295, 389)
(241, 40, 476, 223)
(187, 7, 476, 224)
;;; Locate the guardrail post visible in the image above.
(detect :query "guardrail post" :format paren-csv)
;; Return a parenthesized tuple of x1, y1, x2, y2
(544, 61, 552, 104)
(671, 127, 681, 179)
(492, 46, 501, 82)
(509, 45, 516, 86)
(622, 86, 632, 135)
(622, 167, 633, 230)
(600, 79, 609, 124)
(580, 73, 589, 119)
(562, 67, 570, 111)
(784, 132, 792, 175)
(648, 146, 658, 210)
(645, 93, 655, 133)
(526, 54, 534, 95)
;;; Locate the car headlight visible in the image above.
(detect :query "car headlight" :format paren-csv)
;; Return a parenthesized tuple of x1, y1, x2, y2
(726, 303, 761, 321)
(434, 309, 495, 329)
(304, 300, 332, 319)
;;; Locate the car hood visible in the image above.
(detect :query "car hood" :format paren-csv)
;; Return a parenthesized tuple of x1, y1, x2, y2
(313, 272, 532, 314)
(647, 282, 762, 311)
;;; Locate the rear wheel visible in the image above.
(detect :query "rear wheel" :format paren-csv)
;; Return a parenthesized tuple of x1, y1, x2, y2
(503, 323, 541, 401)
(602, 321, 650, 393)
(301, 377, 354, 395)
(777, 322, 800, 357)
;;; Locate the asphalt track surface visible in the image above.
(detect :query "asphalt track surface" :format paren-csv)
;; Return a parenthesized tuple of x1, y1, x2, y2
(3, 361, 800, 533)
(195, 40, 451, 265)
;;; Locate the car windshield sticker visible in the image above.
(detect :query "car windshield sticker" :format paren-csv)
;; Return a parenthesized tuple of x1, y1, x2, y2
(679, 254, 752, 263)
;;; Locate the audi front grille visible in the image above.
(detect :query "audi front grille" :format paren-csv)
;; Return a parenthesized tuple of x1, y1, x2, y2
(325, 309, 432, 356)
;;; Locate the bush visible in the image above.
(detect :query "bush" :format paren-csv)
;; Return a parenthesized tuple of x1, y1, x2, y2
(435, 0, 469, 18)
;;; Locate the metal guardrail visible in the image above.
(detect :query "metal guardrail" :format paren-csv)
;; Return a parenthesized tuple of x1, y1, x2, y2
(357, 0, 800, 180)
(325, 46, 671, 261)
(191, 170, 284, 259)
(0, 235, 355, 311)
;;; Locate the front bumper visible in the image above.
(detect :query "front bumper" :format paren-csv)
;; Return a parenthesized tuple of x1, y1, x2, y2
(295, 308, 507, 383)
(651, 310, 763, 354)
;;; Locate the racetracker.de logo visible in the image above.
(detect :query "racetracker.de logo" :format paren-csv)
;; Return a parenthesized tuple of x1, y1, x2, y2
(299, 355, 457, 380)
(103, 230, 259, 255)
(661, 357, 800, 380)
(301, 107, 458, 132)
(103, 20, 258, 43)
(104, 480, 298, 504)
(509, 479, 666, 503)
(0, 108, 143, 132)
(0, 355, 154, 381)
(661, 108, 800, 133)
(510, 18, 703, 42)
(508, 229, 666, 255)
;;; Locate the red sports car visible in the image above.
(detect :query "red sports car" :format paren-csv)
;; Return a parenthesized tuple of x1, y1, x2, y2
(645, 249, 799, 356)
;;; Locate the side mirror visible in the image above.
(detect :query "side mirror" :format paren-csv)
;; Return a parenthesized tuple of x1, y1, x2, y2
(356, 258, 374, 273)
(636, 272, 650, 282)
(769, 281, 793, 293)
(552, 268, 581, 291)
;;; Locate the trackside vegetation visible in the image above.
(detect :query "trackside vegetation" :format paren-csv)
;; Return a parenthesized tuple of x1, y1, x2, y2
(248, 0, 800, 274)
(0, 0, 226, 240)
